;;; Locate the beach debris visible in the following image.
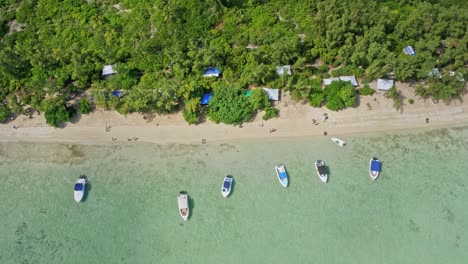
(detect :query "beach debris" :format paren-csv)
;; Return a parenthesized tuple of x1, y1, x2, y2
(127, 138, 133, 141)
(426, 117, 429, 124)
(105, 125, 112, 132)
(133, 137, 139, 141)
(269, 128, 277, 133)
(201, 138, 207, 144)
(323, 131, 328, 136)
(112, 137, 117, 141)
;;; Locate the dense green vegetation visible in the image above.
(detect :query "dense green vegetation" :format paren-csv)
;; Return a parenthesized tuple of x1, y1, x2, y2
(0, 0, 466, 126)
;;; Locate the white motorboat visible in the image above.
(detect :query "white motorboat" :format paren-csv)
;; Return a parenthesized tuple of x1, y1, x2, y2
(315, 160, 328, 183)
(74, 176, 86, 202)
(331, 137, 346, 147)
(221, 176, 233, 197)
(369, 158, 381, 181)
(275, 164, 289, 187)
(177, 193, 190, 221)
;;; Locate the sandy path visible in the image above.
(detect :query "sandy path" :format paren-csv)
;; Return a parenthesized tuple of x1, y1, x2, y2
(1, 82, 467, 145)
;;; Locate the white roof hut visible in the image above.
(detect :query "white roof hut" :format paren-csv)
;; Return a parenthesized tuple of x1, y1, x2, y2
(263, 88, 280, 101)
(377, 79, 394, 91)
(276, 65, 292, 76)
(102, 65, 116, 76)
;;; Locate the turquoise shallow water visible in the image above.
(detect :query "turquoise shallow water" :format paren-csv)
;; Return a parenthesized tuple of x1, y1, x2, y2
(1, 127, 468, 263)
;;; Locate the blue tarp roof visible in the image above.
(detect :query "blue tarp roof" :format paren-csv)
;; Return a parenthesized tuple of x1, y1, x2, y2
(203, 67, 221, 77)
(74, 183, 84, 191)
(371, 160, 381, 171)
(404, 46, 416, 56)
(201, 93, 212, 105)
(111, 91, 123, 97)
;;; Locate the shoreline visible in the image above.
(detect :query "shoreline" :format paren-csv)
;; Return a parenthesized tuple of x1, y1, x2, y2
(1, 82, 468, 145)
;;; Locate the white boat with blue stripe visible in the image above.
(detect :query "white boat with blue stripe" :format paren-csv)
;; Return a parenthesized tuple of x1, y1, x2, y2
(74, 176, 86, 203)
(275, 164, 289, 187)
(221, 176, 233, 197)
(369, 158, 381, 181)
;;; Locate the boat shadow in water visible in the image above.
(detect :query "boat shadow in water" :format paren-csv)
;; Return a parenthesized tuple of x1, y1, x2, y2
(188, 195, 195, 221)
(81, 175, 92, 202)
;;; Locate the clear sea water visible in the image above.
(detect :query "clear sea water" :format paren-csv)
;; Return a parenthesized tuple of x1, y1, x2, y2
(1, 127, 468, 264)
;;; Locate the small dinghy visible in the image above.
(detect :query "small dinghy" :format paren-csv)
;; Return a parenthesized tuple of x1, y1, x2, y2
(369, 158, 381, 181)
(331, 137, 346, 147)
(74, 175, 86, 202)
(315, 160, 328, 183)
(275, 164, 289, 187)
(221, 176, 233, 197)
(177, 192, 190, 221)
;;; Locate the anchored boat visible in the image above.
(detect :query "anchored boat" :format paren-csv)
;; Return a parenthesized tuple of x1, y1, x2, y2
(177, 192, 190, 221)
(369, 158, 381, 180)
(331, 137, 346, 147)
(74, 175, 86, 202)
(221, 176, 233, 197)
(275, 164, 289, 187)
(315, 160, 328, 183)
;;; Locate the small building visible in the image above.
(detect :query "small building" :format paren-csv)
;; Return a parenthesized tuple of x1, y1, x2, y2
(339, 76, 358, 86)
(323, 76, 358, 86)
(102, 65, 116, 77)
(404, 46, 416, 56)
(276, 65, 292, 76)
(323, 78, 340, 86)
(203, 67, 221, 77)
(263, 88, 280, 101)
(201, 93, 212, 105)
(377, 79, 394, 91)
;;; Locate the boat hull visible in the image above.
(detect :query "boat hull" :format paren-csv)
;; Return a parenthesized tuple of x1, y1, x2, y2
(315, 161, 328, 183)
(369, 158, 381, 181)
(177, 194, 190, 221)
(74, 178, 86, 202)
(221, 177, 233, 197)
(331, 137, 346, 147)
(275, 164, 289, 187)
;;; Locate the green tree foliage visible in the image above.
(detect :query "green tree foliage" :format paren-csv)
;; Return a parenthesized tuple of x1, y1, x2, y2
(207, 86, 253, 125)
(415, 74, 465, 102)
(0, 104, 10, 122)
(357, 85, 376, 96)
(41, 98, 71, 127)
(308, 78, 324, 107)
(183, 97, 201, 125)
(78, 99, 92, 114)
(248, 89, 270, 110)
(262, 107, 279, 120)
(0, 0, 465, 126)
(323, 81, 356, 111)
(384, 86, 402, 111)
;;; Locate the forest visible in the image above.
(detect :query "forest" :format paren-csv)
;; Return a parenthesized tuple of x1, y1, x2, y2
(0, 0, 467, 126)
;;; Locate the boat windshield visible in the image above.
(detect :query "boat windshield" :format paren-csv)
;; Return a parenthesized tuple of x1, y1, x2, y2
(317, 164, 327, 174)
(74, 183, 83, 191)
(223, 180, 231, 189)
(279, 171, 288, 180)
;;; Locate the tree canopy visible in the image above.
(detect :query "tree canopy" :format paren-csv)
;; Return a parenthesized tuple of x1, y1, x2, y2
(0, 0, 466, 125)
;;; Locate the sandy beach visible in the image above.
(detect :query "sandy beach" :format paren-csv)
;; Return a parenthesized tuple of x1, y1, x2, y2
(1, 82, 468, 145)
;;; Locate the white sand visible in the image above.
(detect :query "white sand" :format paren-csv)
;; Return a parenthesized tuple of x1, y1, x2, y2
(1, 82, 468, 145)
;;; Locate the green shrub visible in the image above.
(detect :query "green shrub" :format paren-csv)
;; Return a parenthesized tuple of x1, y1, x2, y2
(248, 89, 270, 110)
(408, 98, 414, 104)
(42, 98, 71, 127)
(183, 97, 201, 124)
(357, 85, 375, 96)
(78, 99, 92, 114)
(0, 104, 11, 122)
(262, 107, 279, 120)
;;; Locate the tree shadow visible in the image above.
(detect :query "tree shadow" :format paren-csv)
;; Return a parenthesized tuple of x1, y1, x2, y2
(69, 112, 82, 124)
